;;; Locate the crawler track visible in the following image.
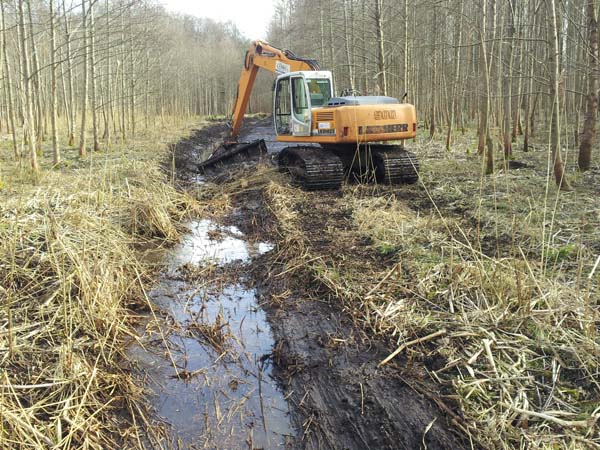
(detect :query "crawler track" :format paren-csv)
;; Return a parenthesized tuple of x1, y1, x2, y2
(278, 146, 344, 190)
(371, 145, 420, 184)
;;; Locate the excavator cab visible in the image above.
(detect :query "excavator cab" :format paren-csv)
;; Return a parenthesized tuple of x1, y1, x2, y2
(274, 71, 333, 137)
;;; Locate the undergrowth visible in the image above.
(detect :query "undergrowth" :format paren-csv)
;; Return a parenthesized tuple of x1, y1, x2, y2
(0, 117, 202, 449)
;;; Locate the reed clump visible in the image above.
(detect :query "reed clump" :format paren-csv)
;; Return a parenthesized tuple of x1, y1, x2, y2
(0, 125, 201, 448)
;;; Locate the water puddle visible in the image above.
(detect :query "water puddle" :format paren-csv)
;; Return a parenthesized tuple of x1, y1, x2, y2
(128, 220, 291, 449)
(169, 220, 273, 268)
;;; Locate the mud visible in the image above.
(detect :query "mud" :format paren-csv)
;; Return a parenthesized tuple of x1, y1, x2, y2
(264, 283, 465, 450)
(147, 118, 471, 449)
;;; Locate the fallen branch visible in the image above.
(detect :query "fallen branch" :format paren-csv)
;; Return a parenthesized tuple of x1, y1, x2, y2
(379, 328, 447, 367)
(507, 405, 599, 429)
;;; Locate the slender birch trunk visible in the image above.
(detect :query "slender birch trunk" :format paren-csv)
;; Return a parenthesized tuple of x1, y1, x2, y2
(578, 0, 597, 171)
(548, 0, 569, 189)
(50, 0, 59, 164)
(374, 0, 387, 95)
(446, 1, 463, 151)
(502, 1, 515, 159)
(89, 0, 99, 151)
(26, 0, 43, 153)
(63, 0, 75, 146)
(343, 0, 354, 92)
(79, 0, 88, 157)
(1, 0, 18, 158)
(17, 0, 38, 171)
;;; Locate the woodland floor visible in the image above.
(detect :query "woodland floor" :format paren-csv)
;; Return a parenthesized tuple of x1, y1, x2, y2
(2, 116, 596, 449)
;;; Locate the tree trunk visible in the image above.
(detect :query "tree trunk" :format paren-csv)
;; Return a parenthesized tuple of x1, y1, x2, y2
(524, 38, 535, 151)
(579, 0, 598, 171)
(477, 0, 494, 174)
(343, 0, 355, 92)
(79, 0, 88, 157)
(102, 0, 111, 142)
(50, 0, 59, 165)
(26, 0, 43, 154)
(374, 0, 387, 95)
(1, 0, 18, 158)
(129, 25, 136, 139)
(89, 0, 100, 151)
(403, 0, 409, 98)
(446, 1, 463, 150)
(17, 0, 38, 172)
(63, 0, 75, 146)
(503, 1, 515, 159)
(548, 0, 570, 189)
(429, 5, 437, 139)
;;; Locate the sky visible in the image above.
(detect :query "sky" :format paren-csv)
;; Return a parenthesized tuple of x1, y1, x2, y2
(160, 0, 276, 40)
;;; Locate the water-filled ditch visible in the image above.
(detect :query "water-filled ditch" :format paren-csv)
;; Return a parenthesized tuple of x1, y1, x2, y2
(128, 219, 293, 449)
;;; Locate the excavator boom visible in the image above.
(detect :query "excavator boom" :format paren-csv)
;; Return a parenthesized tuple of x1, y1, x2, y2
(230, 40, 319, 139)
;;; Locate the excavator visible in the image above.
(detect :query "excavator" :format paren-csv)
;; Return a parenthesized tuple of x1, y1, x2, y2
(198, 40, 419, 190)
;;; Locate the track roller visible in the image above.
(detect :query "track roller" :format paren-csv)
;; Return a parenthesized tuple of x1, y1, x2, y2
(278, 146, 344, 190)
(371, 145, 420, 184)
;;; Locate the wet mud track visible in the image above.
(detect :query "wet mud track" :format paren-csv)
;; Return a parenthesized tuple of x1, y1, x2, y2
(262, 274, 464, 450)
(239, 189, 468, 450)
(136, 119, 471, 449)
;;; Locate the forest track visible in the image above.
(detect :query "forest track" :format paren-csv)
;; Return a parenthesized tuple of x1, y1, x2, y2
(168, 118, 470, 450)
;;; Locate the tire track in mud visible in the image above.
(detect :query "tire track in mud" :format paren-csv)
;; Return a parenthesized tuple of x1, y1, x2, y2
(236, 188, 469, 450)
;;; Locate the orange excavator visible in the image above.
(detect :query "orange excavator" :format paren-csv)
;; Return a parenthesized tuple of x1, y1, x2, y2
(199, 40, 419, 190)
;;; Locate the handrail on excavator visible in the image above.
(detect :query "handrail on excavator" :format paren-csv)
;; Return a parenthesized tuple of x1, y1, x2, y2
(229, 40, 320, 139)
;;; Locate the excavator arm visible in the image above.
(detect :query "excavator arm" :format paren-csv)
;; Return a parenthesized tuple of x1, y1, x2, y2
(230, 40, 319, 139)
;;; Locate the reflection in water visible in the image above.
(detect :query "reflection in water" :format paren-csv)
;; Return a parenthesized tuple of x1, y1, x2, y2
(128, 220, 292, 449)
(169, 220, 271, 267)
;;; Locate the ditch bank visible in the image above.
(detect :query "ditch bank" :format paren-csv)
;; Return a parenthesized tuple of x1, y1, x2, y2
(129, 118, 469, 449)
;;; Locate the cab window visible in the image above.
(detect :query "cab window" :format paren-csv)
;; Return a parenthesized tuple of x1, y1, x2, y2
(307, 78, 332, 107)
(275, 78, 291, 135)
(292, 77, 309, 122)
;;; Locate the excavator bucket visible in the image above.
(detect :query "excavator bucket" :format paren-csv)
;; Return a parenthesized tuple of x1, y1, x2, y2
(197, 139, 268, 171)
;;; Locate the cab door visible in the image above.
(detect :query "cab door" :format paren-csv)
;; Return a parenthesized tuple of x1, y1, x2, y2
(274, 73, 312, 137)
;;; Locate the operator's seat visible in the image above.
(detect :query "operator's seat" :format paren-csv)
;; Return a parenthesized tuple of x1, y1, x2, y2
(310, 93, 325, 107)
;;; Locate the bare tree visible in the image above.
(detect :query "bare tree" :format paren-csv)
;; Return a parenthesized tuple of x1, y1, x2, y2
(1, 0, 18, 158)
(502, 1, 515, 159)
(50, 0, 60, 164)
(374, 0, 387, 95)
(17, 0, 39, 172)
(89, 0, 99, 151)
(79, 0, 88, 157)
(578, 0, 597, 171)
(547, 0, 569, 189)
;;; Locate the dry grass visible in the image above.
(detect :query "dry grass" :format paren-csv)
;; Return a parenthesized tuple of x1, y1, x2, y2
(0, 117, 202, 449)
(260, 133, 600, 449)
(188, 311, 230, 354)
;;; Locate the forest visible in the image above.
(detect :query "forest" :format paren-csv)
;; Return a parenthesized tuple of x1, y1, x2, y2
(0, 0, 599, 449)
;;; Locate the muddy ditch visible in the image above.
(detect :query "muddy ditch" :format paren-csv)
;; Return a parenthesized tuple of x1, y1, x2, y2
(128, 217, 293, 449)
(128, 119, 470, 449)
